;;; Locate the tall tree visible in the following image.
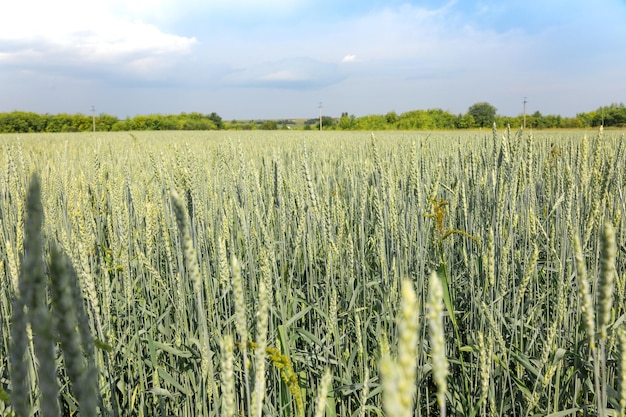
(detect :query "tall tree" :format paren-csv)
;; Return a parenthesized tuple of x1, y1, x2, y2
(207, 112, 224, 129)
(467, 102, 497, 128)
(338, 112, 356, 129)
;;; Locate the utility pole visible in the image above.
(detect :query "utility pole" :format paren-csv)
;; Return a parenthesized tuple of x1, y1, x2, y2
(522, 97, 527, 130)
(318, 102, 323, 131)
(91, 105, 96, 132)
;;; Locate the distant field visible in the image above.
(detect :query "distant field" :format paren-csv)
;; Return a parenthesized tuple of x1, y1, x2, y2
(0, 129, 624, 416)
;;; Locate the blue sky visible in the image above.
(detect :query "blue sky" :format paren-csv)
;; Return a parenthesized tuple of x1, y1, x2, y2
(1, 0, 625, 120)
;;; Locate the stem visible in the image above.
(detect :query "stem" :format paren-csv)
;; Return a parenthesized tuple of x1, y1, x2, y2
(598, 339, 607, 417)
(438, 246, 470, 413)
(593, 342, 602, 417)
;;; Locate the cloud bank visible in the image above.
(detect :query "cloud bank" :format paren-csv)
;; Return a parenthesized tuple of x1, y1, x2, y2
(0, 0, 196, 81)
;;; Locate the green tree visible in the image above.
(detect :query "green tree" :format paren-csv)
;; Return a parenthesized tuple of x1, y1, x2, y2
(426, 108, 456, 129)
(562, 117, 583, 128)
(260, 120, 278, 130)
(385, 111, 399, 126)
(111, 121, 130, 131)
(353, 114, 388, 130)
(0, 111, 47, 132)
(96, 114, 119, 131)
(496, 115, 522, 129)
(526, 111, 538, 129)
(316, 116, 336, 130)
(73, 114, 93, 132)
(46, 114, 74, 132)
(455, 113, 475, 129)
(338, 112, 356, 130)
(207, 112, 224, 129)
(576, 111, 595, 128)
(589, 103, 626, 127)
(467, 102, 497, 128)
(397, 110, 432, 130)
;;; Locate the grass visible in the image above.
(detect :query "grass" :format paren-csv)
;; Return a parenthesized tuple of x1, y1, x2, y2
(0, 128, 624, 416)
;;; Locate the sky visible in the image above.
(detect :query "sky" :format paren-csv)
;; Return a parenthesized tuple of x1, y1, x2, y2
(1, 0, 625, 120)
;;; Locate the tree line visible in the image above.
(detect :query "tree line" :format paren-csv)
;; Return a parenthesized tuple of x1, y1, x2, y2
(325, 102, 626, 131)
(0, 112, 224, 133)
(0, 103, 624, 133)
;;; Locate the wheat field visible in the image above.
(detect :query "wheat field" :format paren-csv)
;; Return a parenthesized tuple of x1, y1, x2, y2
(0, 128, 624, 417)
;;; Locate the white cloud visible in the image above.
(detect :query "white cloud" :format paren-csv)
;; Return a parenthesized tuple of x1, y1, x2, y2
(341, 54, 357, 63)
(0, 0, 196, 77)
(105, 0, 309, 23)
(201, 0, 306, 14)
(262, 70, 302, 81)
(223, 57, 345, 89)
